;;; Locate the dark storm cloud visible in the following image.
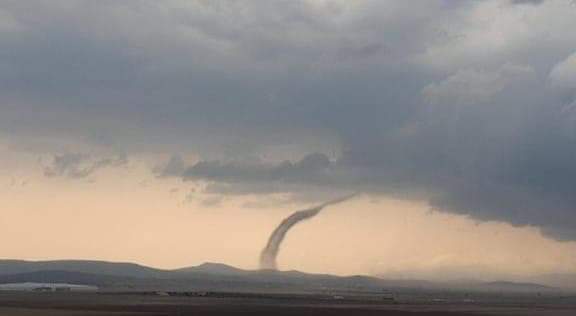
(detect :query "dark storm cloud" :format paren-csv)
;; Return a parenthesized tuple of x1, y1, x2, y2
(2, 1, 576, 239)
(160, 60, 576, 240)
(168, 153, 351, 200)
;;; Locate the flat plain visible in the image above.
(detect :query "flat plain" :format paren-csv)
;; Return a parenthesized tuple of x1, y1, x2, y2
(0, 292, 574, 316)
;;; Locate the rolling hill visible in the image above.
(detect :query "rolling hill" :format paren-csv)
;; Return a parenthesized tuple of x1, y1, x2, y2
(0, 259, 567, 293)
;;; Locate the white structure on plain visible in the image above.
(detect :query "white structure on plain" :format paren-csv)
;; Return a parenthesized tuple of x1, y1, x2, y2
(0, 282, 98, 292)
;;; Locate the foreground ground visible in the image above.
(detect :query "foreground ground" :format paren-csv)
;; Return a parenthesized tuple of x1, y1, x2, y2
(0, 292, 574, 316)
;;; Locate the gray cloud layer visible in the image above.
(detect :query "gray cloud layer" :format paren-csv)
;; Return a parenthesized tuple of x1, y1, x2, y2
(2, 1, 576, 239)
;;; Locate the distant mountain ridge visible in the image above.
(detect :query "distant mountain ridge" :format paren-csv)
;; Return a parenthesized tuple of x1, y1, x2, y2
(0, 259, 568, 292)
(0, 259, 167, 278)
(174, 262, 247, 275)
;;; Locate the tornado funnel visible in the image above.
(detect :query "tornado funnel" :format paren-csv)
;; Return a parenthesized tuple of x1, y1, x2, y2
(259, 194, 356, 270)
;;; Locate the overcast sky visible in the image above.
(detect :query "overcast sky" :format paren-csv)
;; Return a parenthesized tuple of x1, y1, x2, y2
(1, 0, 576, 280)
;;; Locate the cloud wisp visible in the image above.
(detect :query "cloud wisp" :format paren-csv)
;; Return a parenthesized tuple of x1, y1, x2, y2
(44, 153, 127, 179)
